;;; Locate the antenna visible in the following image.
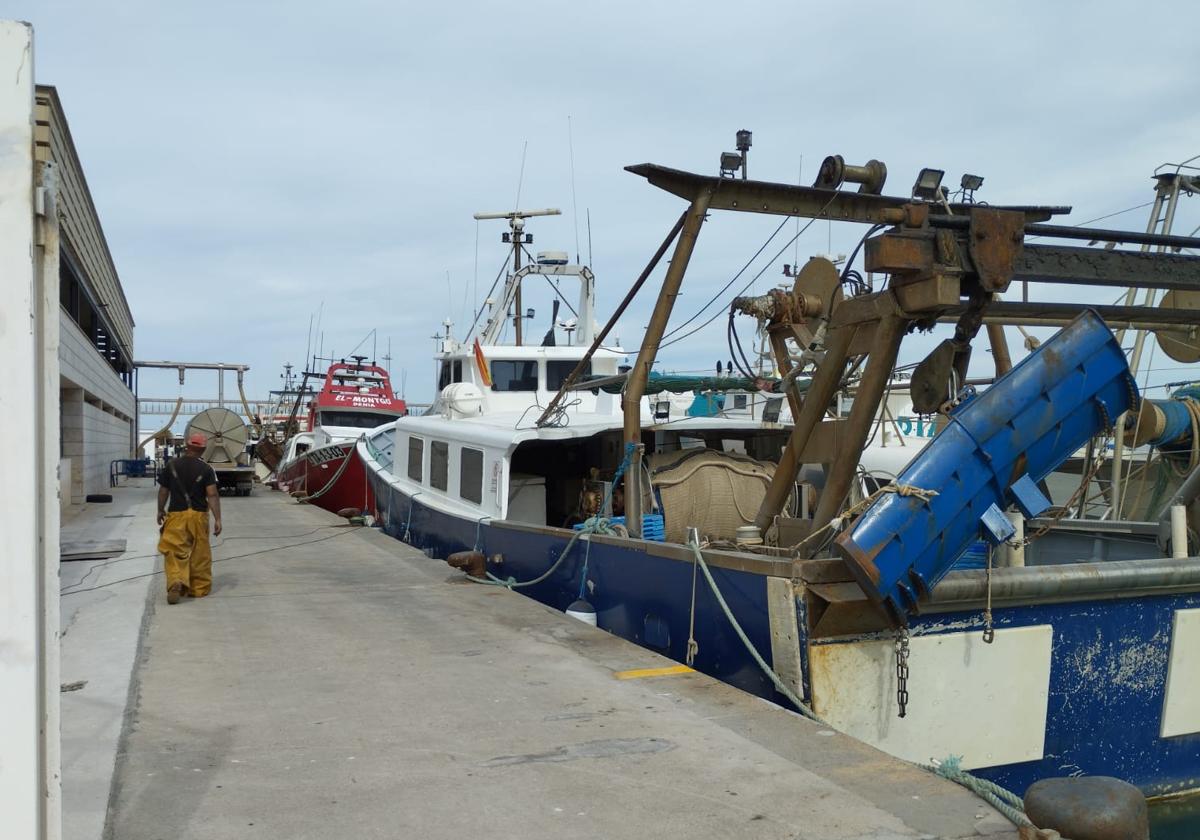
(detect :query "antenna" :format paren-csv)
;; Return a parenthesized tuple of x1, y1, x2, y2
(795, 154, 803, 269)
(514, 140, 528, 211)
(473, 220, 480, 334)
(568, 115, 581, 264)
(304, 315, 314, 376)
(586, 208, 593, 268)
(473, 208, 562, 347)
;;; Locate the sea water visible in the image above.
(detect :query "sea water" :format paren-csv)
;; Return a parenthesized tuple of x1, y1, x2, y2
(1150, 794, 1200, 839)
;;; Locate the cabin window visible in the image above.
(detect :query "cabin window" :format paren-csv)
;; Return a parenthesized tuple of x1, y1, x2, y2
(546, 359, 589, 391)
(296, 443, 310, 455)
(407, 436, 424, 482)
(490, 360, 538, 392)
(320, 410, 397, 429)
(460, 448, 484, 504)
(430, 441, 449, 491)
(732, 394, 748, 409)
(437, 359, 464, 391)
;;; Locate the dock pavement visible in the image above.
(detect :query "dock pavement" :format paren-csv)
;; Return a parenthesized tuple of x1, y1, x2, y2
(60, 479, 1017, 839)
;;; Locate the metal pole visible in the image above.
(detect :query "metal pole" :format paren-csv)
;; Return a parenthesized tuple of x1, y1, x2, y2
(927, 213, 1200, 251)
(513, 229, 523, 347)
(754, 323, 856, 532)
(808, 315, 907, 539)
(535, 210, 688, 427)
(768, 331, 804, 420)
(623, 191, 712, 537)
(1113, 176, 1181, 518)
(985, 323, 1013, 376)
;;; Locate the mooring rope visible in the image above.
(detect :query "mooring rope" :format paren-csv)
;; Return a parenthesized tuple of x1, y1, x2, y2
(686, 540, 1033, 828)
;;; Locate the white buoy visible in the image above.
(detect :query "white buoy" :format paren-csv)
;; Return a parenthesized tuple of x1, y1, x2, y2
(566, 598, 597, 626)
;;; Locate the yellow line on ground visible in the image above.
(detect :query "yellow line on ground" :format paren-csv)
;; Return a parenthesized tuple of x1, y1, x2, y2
(613, 664, 695, 680)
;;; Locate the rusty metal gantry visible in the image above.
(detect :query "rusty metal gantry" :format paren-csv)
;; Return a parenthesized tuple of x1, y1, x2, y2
(619, 160, 1200, 542)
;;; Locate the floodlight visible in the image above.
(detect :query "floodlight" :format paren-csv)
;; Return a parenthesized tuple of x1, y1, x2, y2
(960, 173, 984, 191)
(736, 130, 753, 153)
(720, 152, 743, 177)
(912, 168, 945, 200)
(525, 308, 535, 320)
(654, 400, 671, 420)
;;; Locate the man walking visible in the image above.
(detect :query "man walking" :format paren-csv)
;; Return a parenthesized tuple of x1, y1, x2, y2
(157, 432, 223, 604)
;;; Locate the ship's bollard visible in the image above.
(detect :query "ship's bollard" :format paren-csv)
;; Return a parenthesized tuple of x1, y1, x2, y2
(1023, 776, 1148, 840)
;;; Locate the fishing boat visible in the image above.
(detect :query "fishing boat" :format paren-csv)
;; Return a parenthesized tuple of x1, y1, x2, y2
(276, 356, 405, 513)
(359, 144, 1200, 801)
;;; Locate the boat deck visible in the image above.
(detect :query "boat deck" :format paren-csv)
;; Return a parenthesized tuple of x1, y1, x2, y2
(63, 481, 1017, 839)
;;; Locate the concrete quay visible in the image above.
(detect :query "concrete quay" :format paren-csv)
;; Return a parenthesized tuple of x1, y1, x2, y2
(62, 481, 1017, 839)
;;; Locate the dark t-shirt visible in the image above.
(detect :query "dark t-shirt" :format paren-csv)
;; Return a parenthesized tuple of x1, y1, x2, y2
(158, 457, 218, 512)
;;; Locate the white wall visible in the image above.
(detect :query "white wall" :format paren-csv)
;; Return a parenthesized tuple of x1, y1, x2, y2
(59, 311, 134, 500)
(1, 18, 61, 839)
(59, 310, 134, 417)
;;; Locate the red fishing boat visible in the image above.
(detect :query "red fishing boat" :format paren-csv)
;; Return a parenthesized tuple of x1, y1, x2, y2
(275, 356, 406, 514)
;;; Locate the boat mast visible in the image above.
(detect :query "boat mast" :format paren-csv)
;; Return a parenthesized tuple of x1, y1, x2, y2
(513, 219, 524, 345)
(473, 208, 561, 346)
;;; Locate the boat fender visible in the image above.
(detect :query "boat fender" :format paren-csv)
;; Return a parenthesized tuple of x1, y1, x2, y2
(446, 550, 487, 578)
(565, 599, 597, 627)
(335, 507, 359, 519)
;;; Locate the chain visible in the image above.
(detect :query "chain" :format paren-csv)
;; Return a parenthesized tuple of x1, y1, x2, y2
(982, 543, 995, 644)
(895, 628, 910, 718)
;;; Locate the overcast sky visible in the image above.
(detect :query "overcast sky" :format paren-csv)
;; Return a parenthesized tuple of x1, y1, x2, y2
(7, 1, 1200, 415)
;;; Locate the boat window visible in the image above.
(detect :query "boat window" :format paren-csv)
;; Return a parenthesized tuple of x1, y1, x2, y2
(546, 359, 589, 391)
(430, 441, 449, 491)
(460, 448, 483, 504)
(296, 443, 310, 455)
(407, 436, 423, 482)
(319, 410, 399, 429)
(437, 359, 464, 391)
(490, 360, 538, 392)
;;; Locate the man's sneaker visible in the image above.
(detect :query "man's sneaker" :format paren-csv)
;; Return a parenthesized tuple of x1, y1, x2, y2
(167, 583, 184, 605)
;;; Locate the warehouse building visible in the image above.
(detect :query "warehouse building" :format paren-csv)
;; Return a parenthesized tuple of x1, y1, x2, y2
(34, 85, 137, 504)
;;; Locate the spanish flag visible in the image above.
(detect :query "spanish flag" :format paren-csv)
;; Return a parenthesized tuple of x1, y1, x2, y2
(473, 338, 492, 388)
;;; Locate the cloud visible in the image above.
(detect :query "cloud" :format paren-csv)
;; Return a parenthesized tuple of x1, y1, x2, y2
(10, 0, 1199, 405)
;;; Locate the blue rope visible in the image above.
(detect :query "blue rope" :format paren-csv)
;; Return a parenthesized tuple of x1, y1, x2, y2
(466, 520, 615, 590)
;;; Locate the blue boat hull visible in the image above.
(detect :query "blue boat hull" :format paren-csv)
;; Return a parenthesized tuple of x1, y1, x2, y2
(368, 469, 780, 700)
(886, 596, 1200, 798)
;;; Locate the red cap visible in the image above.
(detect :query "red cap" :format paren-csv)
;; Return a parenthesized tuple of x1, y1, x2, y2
(186, 432, 207, 450)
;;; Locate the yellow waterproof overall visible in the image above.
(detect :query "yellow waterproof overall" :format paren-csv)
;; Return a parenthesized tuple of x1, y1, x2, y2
(158, 509, 213, 597)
